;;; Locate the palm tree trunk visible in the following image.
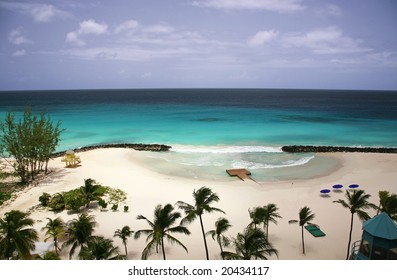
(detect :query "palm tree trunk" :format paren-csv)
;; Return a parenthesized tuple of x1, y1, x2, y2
(265, 221, 269, 241)
(217, 236, 224, 260)
(199, 215, 209, 260)
(301, 225, 305, 254)
(346, 213, 354, 260)
(124, 241, 128, 256)
(161, 237, 166, 260)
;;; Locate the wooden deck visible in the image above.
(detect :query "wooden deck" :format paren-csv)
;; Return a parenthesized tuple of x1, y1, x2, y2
(226, 169, 254, 181)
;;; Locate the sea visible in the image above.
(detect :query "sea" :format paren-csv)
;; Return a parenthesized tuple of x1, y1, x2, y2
(0, 88, 396, 182)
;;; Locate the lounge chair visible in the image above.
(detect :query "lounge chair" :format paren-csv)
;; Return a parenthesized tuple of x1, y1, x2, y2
(305, 224, 326, 237)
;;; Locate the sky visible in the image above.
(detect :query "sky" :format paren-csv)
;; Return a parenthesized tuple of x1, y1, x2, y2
(0, 0, 396, 91)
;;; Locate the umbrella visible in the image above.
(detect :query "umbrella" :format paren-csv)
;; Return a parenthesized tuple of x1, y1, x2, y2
(349, 184, 359, 189)
(332, 184, 343, 189)
(320, 189, 331, 194)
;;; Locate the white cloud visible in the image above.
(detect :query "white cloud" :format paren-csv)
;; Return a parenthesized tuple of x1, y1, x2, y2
(192, 0, 304, 13)
(248, 30, 279, 47)
(144, 24, 174, 34)
(8, 28, 32, 45)
(66, 19, 108, 45)
(0, 2, 68, 22)
(283, 26, 371, 54)
(12, 49, 26, 57)
(115, 20, 139, 34)
(140, 72, 153, 79)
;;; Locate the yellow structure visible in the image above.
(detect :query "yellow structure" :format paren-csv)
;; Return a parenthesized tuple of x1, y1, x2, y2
(61, 150, 81, 168)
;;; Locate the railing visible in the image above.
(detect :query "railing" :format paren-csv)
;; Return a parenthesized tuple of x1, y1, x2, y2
(349, 240, 361, 260)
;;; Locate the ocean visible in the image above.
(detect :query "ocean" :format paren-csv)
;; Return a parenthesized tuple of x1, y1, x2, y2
(1, 88, 396, 181)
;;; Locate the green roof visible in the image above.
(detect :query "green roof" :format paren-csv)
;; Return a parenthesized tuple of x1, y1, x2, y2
(362, 213, 397, 240)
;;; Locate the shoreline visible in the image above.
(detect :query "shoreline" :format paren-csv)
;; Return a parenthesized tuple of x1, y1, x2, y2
(1, 148, 397, 260)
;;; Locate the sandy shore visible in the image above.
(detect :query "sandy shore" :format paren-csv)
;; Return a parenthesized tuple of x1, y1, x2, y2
(1, 148, 396, 260)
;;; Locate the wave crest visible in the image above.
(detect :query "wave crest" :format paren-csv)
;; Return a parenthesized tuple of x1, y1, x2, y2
(170, 145, 283, 154)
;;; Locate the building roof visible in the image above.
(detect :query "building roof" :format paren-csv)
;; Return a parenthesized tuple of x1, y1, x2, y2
(362, 212, 397, 240)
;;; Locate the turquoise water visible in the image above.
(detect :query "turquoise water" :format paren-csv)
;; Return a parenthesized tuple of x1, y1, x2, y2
(1, 89, 396, 181)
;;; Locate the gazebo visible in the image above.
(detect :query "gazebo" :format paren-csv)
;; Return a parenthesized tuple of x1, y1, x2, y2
(61, 150, 81, 168)
(350, 212, 397, 260)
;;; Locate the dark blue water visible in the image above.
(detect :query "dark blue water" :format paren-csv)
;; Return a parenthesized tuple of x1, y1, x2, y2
(1, 88, 396, 181)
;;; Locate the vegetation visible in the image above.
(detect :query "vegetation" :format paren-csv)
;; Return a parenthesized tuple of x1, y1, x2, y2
(0, 109, 63, 184)
(377, 190, 397, 221)
(41, 217, 66, 255)
(78, 235, 125, 260)
(333, 190, 376, 259)
(288, 206, 316, 255)
(0, 210, 38, 259)
(222, 227, 278, 260)
(206, 217, 231, 259)
(177, 186, 224, 260)
(114, 225, 134, 256)
(135, 203, 190, 260)
(62, 213, 97, 259)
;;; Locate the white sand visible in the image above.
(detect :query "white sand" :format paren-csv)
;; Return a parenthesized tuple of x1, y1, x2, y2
(1, 148, 396, 260)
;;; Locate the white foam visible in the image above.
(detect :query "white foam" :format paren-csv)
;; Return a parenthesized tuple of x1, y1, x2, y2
(170, 145, 283, 154)
(232, 156, 315, 169)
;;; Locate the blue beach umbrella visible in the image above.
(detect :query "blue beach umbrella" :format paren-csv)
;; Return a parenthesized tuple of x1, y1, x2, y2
(349, 184, 359, 189)
(320, 189, 331, 194)
(332, 184, 343, 189)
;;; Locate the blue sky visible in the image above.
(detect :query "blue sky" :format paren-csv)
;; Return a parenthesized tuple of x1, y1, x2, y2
(1, 0, 396, 90)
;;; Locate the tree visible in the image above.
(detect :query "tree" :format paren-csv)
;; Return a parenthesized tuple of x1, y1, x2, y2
(79, 235, 125, 260)
(134, 204, 190, 260)
(114, 225, 134, 256)
(248, 206, 265, 230)
(222, 227, 278, 260)
(263, 203, 282, 240)
(62, 213, 96, 259)
(288, 206, 315, 255)
(0, 210, 38, 259)
(79, 178, 107, 208)
(333, 190, 376, 259)
(41, 217, 65, 255)
(206, 217, 231, 259)
(0, 109, 63, 184)
(177, 186, 224, 260)
(377, 191, 397, 221)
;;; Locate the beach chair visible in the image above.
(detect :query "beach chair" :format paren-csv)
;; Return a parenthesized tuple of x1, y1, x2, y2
(305, 224, 326, 237)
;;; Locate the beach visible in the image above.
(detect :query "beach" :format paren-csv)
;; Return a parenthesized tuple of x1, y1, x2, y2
(1, 148, 396, 260)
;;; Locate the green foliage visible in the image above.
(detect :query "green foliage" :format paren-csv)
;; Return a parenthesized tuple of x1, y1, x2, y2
(124, 205, 129, 212)
(111, 204, 118, 211)
(98, 198, 108, 210)
(0, 192, 11, 205)
(106, 188, 126, 205)
(38, 192, 51, 207)
(63, 189, 86, 211)
(48, 193, 65, 212)
(0, 109, 64, 184)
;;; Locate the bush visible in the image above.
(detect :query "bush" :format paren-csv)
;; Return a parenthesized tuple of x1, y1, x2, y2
(63, 189, 86, 211)
(39, 192, 51, 207)
(98, 198, 108, 211)
(0, 192, 11, 205)
(124, 205, 129, 212)
(111, 204, 118, 211)
(48, 193, 65, 212)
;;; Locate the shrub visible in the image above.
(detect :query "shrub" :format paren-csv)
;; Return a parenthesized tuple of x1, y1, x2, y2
(39, 192, 51, 207)
(124, 205, 129, 212)
(111, 204, 118, 211)
(98, 198, 108, 211)
(63, 189, 86, 211)
(48, 193, 65, 212)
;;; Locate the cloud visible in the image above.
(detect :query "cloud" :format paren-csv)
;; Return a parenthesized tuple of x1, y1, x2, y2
(283, 26, 371, 54)
(66, 19, 108, 46)
(0, 2, 68, 22)
(192, 0, 304, 13)
(140, 72, 153, 79)
(143, 24, 174, 34)
(115, 20, 139, 34)
(8, 28, 32, 45)
(12, 49, 26, 57)
(248, 30, 279, 47)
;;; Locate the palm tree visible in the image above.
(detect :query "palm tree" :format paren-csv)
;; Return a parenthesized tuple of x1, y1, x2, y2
(248, 206, 265, 229)
(62, 213, 96, 259)
(222, 227, 278, 260)
(80, 178, 105, 208)
(79, 235, 125, 260)
(177, 186, 225, 260)
(333, 190, 376, 259)
(0, 210, 38, 259)
(263, 203, 282, 240)
(42, 217, 65, 255)
(288, 206, 315, 255)
(134, 203, 190, 260)
(206, 217, 231, 259)
(377, 191, 397, 221)
(114, 225, 134, 256)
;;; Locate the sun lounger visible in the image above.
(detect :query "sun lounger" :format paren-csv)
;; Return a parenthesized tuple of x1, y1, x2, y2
(305, 224, 326, 237)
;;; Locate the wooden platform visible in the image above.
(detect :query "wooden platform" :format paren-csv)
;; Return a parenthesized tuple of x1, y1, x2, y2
(226, 169, 253, 181)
